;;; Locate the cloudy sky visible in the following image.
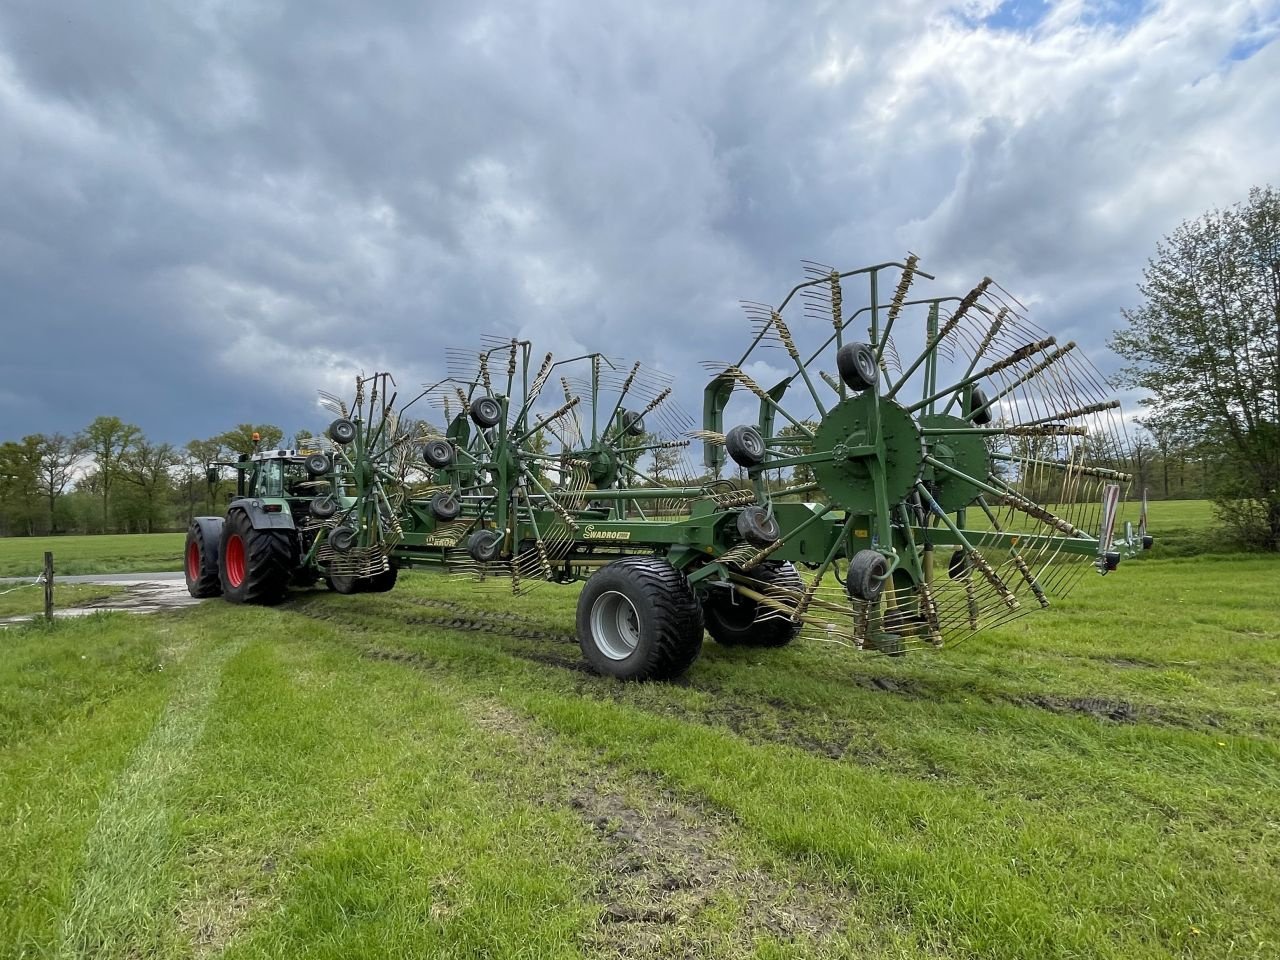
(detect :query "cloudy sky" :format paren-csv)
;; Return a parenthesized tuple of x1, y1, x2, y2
(2, 0, 1278, 446)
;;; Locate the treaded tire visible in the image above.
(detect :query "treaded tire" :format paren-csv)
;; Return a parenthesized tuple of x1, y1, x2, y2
(702, 561, 802, 648)
(576, 556, 703, 681)
(184, 518, 223, 599)
(219, 507, 297, 605)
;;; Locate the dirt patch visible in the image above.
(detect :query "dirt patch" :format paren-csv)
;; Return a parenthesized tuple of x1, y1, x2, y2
(464, 700, 849, 956)
(1014, 693, 1144, 723)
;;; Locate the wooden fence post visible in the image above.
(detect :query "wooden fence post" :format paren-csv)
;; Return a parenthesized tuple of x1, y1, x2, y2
(43, 552, 53, 622)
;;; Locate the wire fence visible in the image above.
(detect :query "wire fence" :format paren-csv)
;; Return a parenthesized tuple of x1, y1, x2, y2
(0, 553, 55, 620)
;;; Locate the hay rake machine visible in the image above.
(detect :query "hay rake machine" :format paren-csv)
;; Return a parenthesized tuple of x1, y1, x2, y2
(185, 255, 1150, 680)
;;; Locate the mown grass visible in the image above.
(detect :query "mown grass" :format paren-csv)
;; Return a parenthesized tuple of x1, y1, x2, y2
(1, 502, 1277, 958)
(0, 583, 129, 619)
(0, 533, 185, 577)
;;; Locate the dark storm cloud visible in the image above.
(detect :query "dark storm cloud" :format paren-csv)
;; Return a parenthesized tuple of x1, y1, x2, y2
(0, 0, 1277, 445)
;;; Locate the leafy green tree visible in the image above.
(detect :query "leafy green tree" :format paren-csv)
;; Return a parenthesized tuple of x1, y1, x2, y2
(0, 437, 42, 535)
(1111, 185, 1280, 549)
(35, 433, 87, 532)
(120, 440, 179, 532)
(78, 416, 141, 530)
(185, 438, 229, 512)
(217, 424, 284, 457)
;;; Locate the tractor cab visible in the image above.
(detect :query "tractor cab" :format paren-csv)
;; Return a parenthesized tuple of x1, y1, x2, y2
(244, 450, 307, 498)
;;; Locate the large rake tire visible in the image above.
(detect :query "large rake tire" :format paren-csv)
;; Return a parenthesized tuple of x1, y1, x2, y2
(219, 507, 297, 605)
(576, 557, 703, 681)
(702, 561, 803, 648)
(325, 570, 363, 595)
(184, 518, 223, 599)
(364, 564, 399, 593)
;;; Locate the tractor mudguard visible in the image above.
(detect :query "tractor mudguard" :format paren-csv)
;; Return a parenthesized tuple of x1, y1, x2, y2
(228, 497, 297, 531)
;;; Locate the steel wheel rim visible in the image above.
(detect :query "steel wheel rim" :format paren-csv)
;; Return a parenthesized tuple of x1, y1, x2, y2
(590, 590, 641, 660)
(186, 542, 200, 581)
(224, 534, 245, 588)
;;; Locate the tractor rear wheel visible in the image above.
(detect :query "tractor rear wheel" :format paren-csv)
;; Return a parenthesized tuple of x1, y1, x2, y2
(702, 561, 803, 648)
(219, 507, 297, 605)
(184, 518, 223, 599)
(576, 557, 703, 681)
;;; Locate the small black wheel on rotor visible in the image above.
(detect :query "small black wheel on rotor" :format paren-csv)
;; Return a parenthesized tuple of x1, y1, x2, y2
(837, 341, 878, 392)
(725, 425, 765, 468)
(304, 452, 332, 477)
(327, 418, 356, 445)
(736, 505, 780, 547)
(430, 491, 461, 521)
(470, 396, 502, 428)
(422, 439, 455, 468)
(847, 549, 889, 602)
(467, 528, 504, 563)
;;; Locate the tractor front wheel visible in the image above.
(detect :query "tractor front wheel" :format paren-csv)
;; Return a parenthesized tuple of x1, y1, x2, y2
(576, 557, 703, 681)
(184, 518, 223, 599)
(702, 561, 802, 648)
(219, 507, 297, 605)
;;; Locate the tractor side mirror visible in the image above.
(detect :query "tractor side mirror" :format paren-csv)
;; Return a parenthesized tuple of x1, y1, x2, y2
(205, 467, 220, 485)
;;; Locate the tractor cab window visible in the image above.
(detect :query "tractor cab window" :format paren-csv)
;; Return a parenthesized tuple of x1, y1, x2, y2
(252, 458, 286, 498)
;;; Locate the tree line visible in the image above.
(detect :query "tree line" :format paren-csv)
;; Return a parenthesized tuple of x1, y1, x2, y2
(0, 418, 291, 537)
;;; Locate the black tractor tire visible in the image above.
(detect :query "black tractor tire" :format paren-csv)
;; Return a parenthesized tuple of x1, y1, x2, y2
(327, 418, 357, 445)
(219, 507, 297, 605)
(947, 548, 969, 580)
(422, 439, 455, 468)
(430, 491, 461, 521)
(576, 556, 703, 681)
(837, 341, 878, 392)
(328, 525, 358, 552)
(621, 410, 645, 437)
(847, 549, 889, 602)
(467, 529, 504, 563)
(725, 424, 765, 468)
(184, 518, 223, 599)
(736, 506, 780, 547)
(363, 563, 399, 593)
(470, 396, 502, 428)
(304, 452, 332, 477)
(702, 561, 802, 647)
(967, 386, 993, 425)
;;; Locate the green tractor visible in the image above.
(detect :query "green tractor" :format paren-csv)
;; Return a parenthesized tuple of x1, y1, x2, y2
(183, 431, 399, 604)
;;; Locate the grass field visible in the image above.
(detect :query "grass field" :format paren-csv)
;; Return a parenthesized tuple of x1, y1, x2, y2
(1, 502, 1277, 958)
(0, 533, 185, 577)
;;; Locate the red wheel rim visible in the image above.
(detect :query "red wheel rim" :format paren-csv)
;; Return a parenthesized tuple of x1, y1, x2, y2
(186, 541, 200, 581)
(224, 534, 246, 588)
